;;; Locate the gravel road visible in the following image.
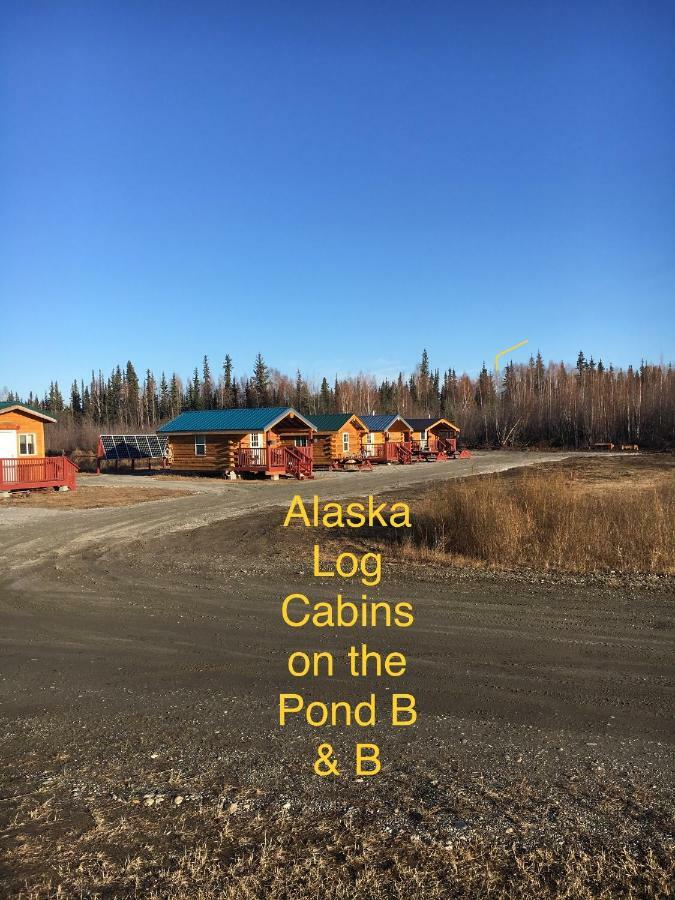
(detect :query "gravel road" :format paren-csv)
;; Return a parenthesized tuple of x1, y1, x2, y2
(0, 451, 571, 572)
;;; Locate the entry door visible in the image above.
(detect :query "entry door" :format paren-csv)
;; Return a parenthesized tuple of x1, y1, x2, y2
(249, 432, 264, 465)
(0, 430, 17, 483)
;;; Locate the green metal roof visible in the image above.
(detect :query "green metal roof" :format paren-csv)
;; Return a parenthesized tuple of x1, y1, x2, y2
(157, 407, 315, 433)
(358, 414, 412, 432)
(308, 413, 364, 432)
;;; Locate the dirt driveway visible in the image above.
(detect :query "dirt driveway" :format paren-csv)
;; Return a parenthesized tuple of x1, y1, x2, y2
(0, 451, 571, 573)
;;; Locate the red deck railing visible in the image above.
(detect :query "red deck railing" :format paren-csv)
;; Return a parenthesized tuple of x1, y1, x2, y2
(0, 456, 78, 492)
(397, 442, 412, 464)
(410, 437, 457, 458)
(237, 447, 272, 469)
(363, 441, 412, 464)
(362, 444, 386, 462)
(284, 446, 313, 479)
(439, 436, 457, 456)
(236, 446, 313, 479)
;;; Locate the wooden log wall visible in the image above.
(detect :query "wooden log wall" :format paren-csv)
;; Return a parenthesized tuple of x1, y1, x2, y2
(168, 434, 238, 472)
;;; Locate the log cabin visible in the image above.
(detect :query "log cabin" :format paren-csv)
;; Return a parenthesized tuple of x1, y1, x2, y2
(358, 414, 414, 464)
(157, 407, 316, 479)
(0, 402, 77, 491)
(308, 413, 369, 468)
(406, 417, 460, 460)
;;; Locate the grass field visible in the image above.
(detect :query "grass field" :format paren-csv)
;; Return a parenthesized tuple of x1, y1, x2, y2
(394, 456, 675, 575)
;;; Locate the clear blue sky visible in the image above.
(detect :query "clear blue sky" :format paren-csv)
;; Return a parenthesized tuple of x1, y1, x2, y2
(2, 1, 674, 397)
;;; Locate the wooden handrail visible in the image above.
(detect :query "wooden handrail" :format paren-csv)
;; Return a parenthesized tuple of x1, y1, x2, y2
(236, 445, 313, 479)
(0, 456, 78, 491)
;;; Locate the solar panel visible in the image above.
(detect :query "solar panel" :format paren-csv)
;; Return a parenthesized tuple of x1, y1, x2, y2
(99, 435, 168, 460)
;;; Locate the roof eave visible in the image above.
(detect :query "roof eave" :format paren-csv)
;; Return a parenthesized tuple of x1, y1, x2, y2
(0, 404, 57, 424)
(265, 407, 317, 432)
(390, 414, 413, 430)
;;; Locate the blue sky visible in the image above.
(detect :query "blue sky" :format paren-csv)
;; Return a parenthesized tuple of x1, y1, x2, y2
(2, 1, 674, 396)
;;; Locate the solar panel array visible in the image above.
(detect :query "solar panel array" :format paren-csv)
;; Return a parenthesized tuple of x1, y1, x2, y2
(99, 435, 168, 460)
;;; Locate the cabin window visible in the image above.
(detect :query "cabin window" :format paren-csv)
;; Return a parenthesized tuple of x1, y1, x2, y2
(365, 433, 375, 446)
(194, 434, 206, 456)
(19, 433, 36, 455)
(420, 430, 427, 440)
(250, 432, 263, 448)
(342, 432, 350, 452)
(294, 437, 308, 447)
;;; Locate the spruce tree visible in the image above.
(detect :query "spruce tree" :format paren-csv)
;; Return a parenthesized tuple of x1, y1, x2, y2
(253, 353, 270, 406)
(70, 380, 82, 418)
(125, 361, 140, 427)
(319, 377, 331, 413)
(221, 355, 234, 408)
(202, 355, 213, 408)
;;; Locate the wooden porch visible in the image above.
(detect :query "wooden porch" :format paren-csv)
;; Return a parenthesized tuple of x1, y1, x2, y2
(410, 436, 457, 460)
(0, 456, 78, 492)
(236, 445, 314, 479)
(362, 441, 413, 465)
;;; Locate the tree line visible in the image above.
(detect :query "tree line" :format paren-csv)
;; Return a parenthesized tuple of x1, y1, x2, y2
(4, 349, 673, 450)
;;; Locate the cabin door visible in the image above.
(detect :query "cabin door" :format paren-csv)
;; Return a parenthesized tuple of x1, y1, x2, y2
(0, 430, 17, 483)
(249, 432, 264, 465)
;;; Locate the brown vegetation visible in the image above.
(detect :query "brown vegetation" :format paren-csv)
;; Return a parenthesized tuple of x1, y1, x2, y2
(0, 483, 192, 509)
(4, 739, 672, 899)
(400, 458, 674, 574)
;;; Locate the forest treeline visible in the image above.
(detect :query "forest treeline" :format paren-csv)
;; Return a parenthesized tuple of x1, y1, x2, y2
(4, 350, 673, 451)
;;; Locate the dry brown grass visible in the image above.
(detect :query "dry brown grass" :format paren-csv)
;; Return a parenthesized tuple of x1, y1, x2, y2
(5, 772, 672, 900)
(0, 484, 192, 509)
(401, 462, 674, 575)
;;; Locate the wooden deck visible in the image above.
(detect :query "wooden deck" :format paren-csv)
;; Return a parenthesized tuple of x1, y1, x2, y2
(235, 446, 313, 479)
(0, 457, 78, 492)
(363, 442, 412, 464)
(410, 436, 457, 460)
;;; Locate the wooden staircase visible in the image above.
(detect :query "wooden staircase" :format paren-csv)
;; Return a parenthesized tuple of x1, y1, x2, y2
(283, 446, 314, 479)
(396, 442, 412, 465)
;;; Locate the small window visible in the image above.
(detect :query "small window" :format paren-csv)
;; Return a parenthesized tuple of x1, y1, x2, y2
(294, 437, 308, 447)
(365, 432, 375, 445)
(250, 432, 263, 448)
(342, 432, 350, 452)
(19, 433, 36, 455)
(420, 430, 427, 440)
(194, 434, 206, 456)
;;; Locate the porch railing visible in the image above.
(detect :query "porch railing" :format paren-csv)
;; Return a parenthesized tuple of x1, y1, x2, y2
(0, 456, 78, 491)
(438, 436, 457, 455)
(362, 441, 412, 463)
(236, 445, 313, 479)
(410, 437, 457, 456)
